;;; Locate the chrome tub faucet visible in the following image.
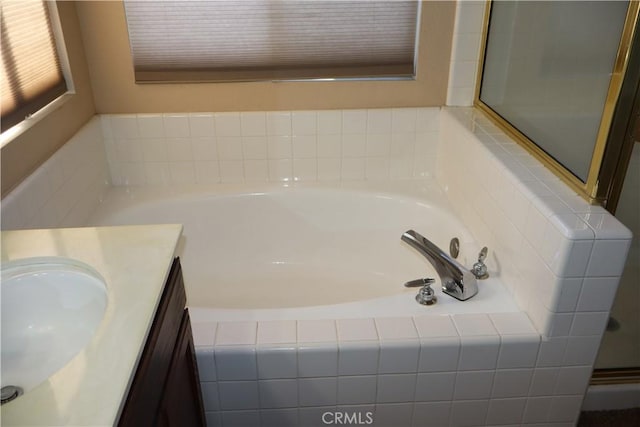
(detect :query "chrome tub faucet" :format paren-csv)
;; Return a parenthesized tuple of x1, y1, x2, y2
(401, 229, 479, 301)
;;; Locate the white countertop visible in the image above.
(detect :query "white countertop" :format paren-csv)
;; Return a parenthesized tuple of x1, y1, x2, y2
(1, 224, 183, 426)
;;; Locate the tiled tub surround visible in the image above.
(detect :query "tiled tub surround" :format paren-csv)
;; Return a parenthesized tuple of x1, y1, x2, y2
(99, 108, 440, 186)
(1, 116, 110, 230)
(0, 106, 632, 426)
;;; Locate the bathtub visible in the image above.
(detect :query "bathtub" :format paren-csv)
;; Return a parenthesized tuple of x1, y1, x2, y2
(87, 180, 519, 322)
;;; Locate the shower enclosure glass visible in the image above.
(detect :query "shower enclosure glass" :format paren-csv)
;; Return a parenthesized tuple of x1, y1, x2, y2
(477, 1, 632, 200)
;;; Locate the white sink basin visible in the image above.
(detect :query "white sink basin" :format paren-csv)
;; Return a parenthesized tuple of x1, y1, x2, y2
(1, 257, 108, 403)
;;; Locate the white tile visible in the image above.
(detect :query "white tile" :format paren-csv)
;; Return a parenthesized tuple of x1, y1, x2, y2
(342, 110, 367, 134)
(216, 321, 257, 345)
(140, 138, 168, 162)
(266, 111, 291, 136)
(563, 239, 594, 278)
(485, 398, 527, 425)
(366, 134, 391, 157)
(378, 340, 420, 374)
(491, 369, 532, 398)
(341, 157, 366, 180)
(317, 134, 342, 158)
(338, 341, 379, 376)
(523, 397, 553, 424)
(342, 134, 367, 157)
(570, 312, 609, 336)
(458, 336, 500, 370)
(214, 112, 242, 137)
(298, 343, 338, 377)
(163, 114, 190, 137)
(218, 381, 259, 410)
(529, 367, 559, 397)
(563, 336, 601, 366)
(221, 410, 260, 427)
(242, 136, 268, 159)
(418, 337, 460, 372)
(219, 160, 245, 183)
(317, 110, 342, 135)
(576, 277, 620, 312)
(299, 377, 337, 407)
(454, 370, 494, 400)
(267, 136, 292, 159)
(586, 239, 631, 277)
(555, 278, 583, 312)
(365, 157, 390, 180)
(189, 113, 215, 137)
(256, 345, 297, 379)
(415, 108, 440, 133)
(317, 158, 341, 181)
(268, 159, 292, 182)
(216, 136, 243, 160)
(579, 213, 632, 240)
(119, 162, 147, 185)
(376, 374, 416, 403)
(450, 400, 489, 427)
(215, 346, 257, 381)
(391, 108, 417, 133)
(554, 365, 592, 395)
(292, 111, 317, 136)
(292, 135, 317, 158)
(549, 313, 573, 337)
(259, 379, 298, 408)
(366, 109, 392, 134)
(243, 159, 269, 182)
(412, 401, 451, 427)
(373, 403, 413, 426)
(137, 114, 165, 138)
(453, 314, 498, 336)
(549, 214, 594, 240)
(337, 318, 378, 341)
(536, 337, 568, 368)
(201, 382, 219, 411)
(260, 408, 298, 427)
(166, 137, 193, 161)
(191, 137, 218, 160)
(298, 406, 337, 427)
(111, 115, 139, 138)
(415, 372, 455, 401)
(257, 320, 297, 344)
(547, 395, 583, 423)
(497, 334, 540, 369)
(489, 313, 537, 335)
(293, 158, 317, 182)
(297, 319, 337, 343)
(195, 161, 221, 184)
(240, 112, 266, 136)
(413, 316, 458, 339)
(375, 317, 418, 340)
(337, 376, 377, 405)
(449, 60, 477, 88)
(195, 347, 217, 382)
(169, 161, 196, 184)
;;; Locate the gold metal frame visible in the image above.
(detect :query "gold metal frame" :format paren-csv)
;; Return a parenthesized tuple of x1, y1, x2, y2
(474, 0, 640, 204)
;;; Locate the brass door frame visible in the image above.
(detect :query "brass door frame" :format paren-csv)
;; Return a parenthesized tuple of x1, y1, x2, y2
(474, 0, 640, 205)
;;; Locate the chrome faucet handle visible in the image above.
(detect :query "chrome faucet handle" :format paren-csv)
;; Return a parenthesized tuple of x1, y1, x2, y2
(471, 247, 489, 279)
(404, 277, 437, 305)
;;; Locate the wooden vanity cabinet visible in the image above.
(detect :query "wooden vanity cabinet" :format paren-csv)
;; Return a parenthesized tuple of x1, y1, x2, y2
(118, 257, 205, 427)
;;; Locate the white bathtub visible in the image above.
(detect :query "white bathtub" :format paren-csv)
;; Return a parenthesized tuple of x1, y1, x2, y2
(87, 180, 518, 322)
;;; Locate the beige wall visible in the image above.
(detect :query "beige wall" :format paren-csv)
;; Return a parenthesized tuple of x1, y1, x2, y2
(1, 2, 96, 197)
(76, 1, 455, 113)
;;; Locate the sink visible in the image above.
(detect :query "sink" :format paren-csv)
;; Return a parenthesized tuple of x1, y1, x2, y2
(1, 257, 108, 403)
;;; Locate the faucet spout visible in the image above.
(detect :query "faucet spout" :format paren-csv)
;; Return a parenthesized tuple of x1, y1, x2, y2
(401, 229, 478, 301)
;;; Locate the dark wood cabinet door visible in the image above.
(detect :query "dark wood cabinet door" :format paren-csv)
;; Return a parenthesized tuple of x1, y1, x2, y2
(156, 310, 206, 427)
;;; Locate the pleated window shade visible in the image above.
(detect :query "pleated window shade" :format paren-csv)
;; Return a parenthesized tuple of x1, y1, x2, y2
(1, 0, 67, 132)
(124, 0, 419, 83)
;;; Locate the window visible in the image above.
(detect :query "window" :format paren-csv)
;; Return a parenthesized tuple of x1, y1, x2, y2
(1, 0, 68, 133)
(123, 0, 419, 83)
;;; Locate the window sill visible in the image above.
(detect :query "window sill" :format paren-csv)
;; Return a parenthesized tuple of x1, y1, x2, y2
(0, 93, 74, 149)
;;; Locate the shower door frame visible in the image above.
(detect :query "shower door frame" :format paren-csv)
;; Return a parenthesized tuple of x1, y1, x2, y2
(473, 0, 640, 206)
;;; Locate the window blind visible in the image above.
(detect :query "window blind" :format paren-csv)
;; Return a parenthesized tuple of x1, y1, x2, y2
(123, 0, 419, 82)
(1, 0, 67, 132)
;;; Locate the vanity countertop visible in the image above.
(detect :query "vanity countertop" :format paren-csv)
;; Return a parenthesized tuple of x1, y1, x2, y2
(1, 224, 183, 426)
